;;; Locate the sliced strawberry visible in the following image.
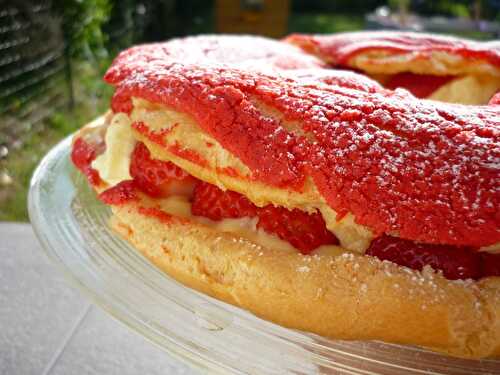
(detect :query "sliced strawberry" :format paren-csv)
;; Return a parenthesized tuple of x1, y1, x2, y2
(191, 181, 257, 220)
(188, 179, 500, 275)
(71, 137, 101, 185)
(480, 252, 500, 277)
(191, 181, 338, 254)
(130, 142, 194, 197)
(366, 235, 481, 280)
(257, 205, 339, 254)
(385, 73, 454, 98)
(99, 180, 137, 205)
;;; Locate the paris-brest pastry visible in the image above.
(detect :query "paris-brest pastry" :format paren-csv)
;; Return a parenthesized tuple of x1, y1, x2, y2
(71, 34, 500, 358)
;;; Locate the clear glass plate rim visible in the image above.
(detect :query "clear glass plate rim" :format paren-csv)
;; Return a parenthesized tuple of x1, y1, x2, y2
(27, 135, 500, 375)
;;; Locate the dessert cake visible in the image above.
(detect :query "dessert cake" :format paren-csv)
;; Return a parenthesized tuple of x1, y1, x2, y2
(71, 34, 500, 358)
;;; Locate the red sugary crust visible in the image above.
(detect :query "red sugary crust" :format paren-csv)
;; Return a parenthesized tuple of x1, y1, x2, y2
(281, 69, 383, 93)
(103, 40, 500, 248)
(105, 35, 325, 85)
(285, 31, 500, 68)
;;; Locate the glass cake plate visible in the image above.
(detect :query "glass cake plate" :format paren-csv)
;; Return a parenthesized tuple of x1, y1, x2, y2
(29, 135, 500, 375)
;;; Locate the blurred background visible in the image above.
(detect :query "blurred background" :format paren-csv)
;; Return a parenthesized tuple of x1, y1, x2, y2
(0, 0, 499, 221)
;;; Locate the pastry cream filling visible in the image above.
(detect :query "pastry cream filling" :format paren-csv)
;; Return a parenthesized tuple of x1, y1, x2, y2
(92, 113, 136, 186)
(153, 194, 348, 257)
(92, 110, 498, 254)
(427, 75, 500, 105)
(369, 73, 500, 105)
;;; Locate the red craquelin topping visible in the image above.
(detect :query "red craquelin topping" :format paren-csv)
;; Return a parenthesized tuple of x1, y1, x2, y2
(103, 39, 500, 248)
(285, 31, 500, 68)
(105, 35, 325, 85)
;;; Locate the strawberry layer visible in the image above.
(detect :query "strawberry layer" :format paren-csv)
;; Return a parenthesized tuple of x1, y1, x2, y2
(367, 235, 486, 280)
(104, 53, 499, 248)
(189, 181, 499, 279)
(71, 138, 102, 186)
(285, 31, 500, 68)
(191, 181, 338, 254)
(71, 136, 500, 280)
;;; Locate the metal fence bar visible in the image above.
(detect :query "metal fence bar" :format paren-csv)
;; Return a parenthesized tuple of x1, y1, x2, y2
(0, 21, 31, 34)
(0, 49, 64, 85)
(0, 37, 30, 51)
(0, 54, 21, 68)
(31, 3, 52, 13)
(0, 8, 19, 18)
(1, 89, 66, 129)
(0, 0, 152, 152)
(0, 63, 66, 100)
(0, 74, 65, 117)
(0, 3, 51, 18)
(0, 41, 66, 69)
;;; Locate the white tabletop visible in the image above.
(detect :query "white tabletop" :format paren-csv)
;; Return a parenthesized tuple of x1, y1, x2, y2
(0, 222, 197, 375)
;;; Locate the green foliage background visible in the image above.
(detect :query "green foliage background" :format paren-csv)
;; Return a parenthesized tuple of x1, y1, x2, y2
(52, 0, 112, 59)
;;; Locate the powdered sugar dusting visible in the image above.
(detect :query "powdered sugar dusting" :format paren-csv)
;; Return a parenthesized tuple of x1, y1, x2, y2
(297, 266, 310, 273)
